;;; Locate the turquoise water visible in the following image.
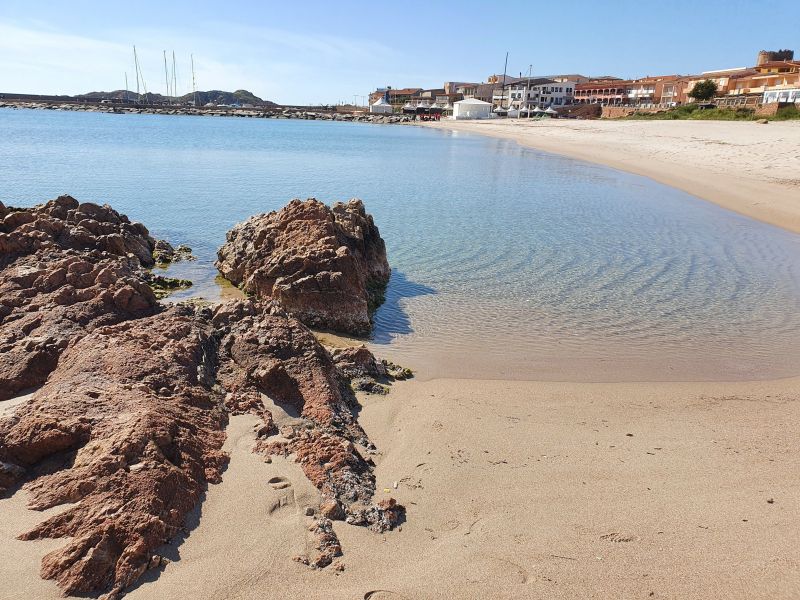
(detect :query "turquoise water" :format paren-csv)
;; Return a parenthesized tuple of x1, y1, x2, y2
(2, 107, 800, 381)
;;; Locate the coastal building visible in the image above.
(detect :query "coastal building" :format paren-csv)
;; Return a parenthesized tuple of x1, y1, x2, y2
(444, 81, 479, 95)
(454, 83, 479, 98)
(498, 78, 575, 111)
(573, 78, 627, 105)
(452, 98, 492, 119)
(368, 87, 422, 111)
(625, 75, 683, 107)
(682, 68, 753, 103)
(548, 74, 592, 84)
(757, 49, 794, 65)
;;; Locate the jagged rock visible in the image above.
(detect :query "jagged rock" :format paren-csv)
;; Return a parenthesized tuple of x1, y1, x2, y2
(0, 305, 228, 598)
(331, 346, 412, 394)
(347, 497, 406, 533)
(0, 196, 159, 399)
(140, 272, 193, 299)
(305, 517, 342, 568)
(152, 240, 196, 265)
(331, 345, 387, 379)
(382, 359, 413, 380)
(213, 300, 374, 499)
(216, 198, 390, 336)
(0, 195, 156, 266)
(212, 299, 404, 535)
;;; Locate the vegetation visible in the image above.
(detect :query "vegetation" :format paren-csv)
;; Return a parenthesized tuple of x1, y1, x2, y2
(688, 79, 718, 102)
(624, 104, 800, 121)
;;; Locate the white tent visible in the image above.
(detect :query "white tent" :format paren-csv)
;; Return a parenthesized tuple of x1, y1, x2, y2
(544, 106, 558, 116)
(370, 96, 393, 114)
(453, 98, 493, 120)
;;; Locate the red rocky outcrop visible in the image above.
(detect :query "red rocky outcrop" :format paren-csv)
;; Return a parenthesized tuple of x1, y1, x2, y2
(0, 305, 227, 598)
(0, 196, 404, 597)
(0, 196, 159, 399)
(213, 300, 404, 556)
(215, 198, 390, 336)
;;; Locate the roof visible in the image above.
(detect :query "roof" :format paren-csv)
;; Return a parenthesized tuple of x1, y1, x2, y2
(387, 88, 422, 96)
(455, 98, 492, 105)
(505, 78, 557, 88)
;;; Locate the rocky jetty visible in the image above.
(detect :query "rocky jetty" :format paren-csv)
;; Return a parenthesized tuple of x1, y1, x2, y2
(0, 100, 412, 124)
(217, 198, 390, 336)
(0, 196, 404, 597)
(0, 196, 159, 399)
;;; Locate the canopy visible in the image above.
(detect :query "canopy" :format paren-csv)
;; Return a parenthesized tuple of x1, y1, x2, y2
(544, 107, 558, 114)
(532, 106, 544, 113)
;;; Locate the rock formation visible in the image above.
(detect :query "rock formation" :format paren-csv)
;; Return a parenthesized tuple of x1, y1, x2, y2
(0, 305, 228, 598)
(216, 198, 390, 336)
(0, 196, 159, 399)
(0, 196, 404, 597)
(213, 300, 404, 566)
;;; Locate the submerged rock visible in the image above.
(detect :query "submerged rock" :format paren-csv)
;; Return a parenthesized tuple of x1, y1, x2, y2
(216, 198, 390, 336)
(152, 239, 196, 265)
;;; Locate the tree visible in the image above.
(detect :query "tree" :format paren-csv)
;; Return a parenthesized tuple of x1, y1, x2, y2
(689, 79, 718, 102)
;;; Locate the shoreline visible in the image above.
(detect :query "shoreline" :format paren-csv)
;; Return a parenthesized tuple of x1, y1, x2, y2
(417, 119, 800, 235)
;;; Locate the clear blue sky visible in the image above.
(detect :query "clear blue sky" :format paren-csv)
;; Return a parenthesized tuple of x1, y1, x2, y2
(1, 0, 797, 104)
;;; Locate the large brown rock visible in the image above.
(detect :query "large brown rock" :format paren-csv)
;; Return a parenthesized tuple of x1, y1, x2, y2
(0, 196, 159, 399)
(0, 196, 403, 596)
(216, 198, 390, 336)
(0, 305, 228, 598)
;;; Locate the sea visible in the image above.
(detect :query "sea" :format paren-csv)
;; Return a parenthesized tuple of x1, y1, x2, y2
(2, 107, 800, 381)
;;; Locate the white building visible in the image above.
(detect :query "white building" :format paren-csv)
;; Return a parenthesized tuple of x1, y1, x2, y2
(494, 78, 575, 111)
(452, 98, 492, 119)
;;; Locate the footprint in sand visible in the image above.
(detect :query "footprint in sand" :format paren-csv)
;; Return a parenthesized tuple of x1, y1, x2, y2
(600, 532, 637, 543)
(364, 591, 410, 600)
(268, 476, 292, 490)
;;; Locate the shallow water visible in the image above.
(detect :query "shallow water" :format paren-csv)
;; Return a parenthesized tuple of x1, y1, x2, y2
(2, 108, 800, 381)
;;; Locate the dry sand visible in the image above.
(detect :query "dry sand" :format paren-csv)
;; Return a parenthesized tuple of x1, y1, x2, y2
(3, 378, 799, 600)
(419, 118, 800, 234)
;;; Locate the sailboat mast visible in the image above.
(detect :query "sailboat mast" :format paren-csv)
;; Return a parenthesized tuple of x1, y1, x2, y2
(133, 46, 140, 102)
(163, 50, 170, 101)
(172, 51, 177, 101)
(501, 51, 509, 110)
(191, 54, 197, 106)
(125, 72, 129, 103)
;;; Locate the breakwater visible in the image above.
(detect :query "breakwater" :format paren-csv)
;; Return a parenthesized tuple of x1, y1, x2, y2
(0, 99, 411, 123)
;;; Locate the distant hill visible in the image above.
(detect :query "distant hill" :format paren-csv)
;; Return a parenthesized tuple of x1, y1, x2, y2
(75, 89, 275, 106)
(178, 89, 272, 106)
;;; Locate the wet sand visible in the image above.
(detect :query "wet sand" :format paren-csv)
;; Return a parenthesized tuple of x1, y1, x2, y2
(419, 119, 800, 235)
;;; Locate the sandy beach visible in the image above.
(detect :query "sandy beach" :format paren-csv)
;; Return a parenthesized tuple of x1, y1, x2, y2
(419, 119, 800, 234)
(3, 376, 799, 600)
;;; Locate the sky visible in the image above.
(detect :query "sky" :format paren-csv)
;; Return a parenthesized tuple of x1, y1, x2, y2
(0, 0, 798, 105)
